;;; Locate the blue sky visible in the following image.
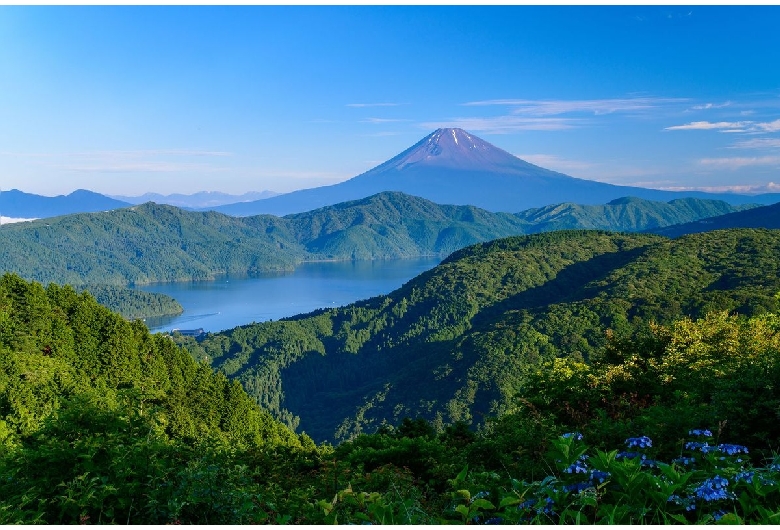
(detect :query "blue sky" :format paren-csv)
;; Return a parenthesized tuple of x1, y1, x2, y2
(1, 5, 779, 197)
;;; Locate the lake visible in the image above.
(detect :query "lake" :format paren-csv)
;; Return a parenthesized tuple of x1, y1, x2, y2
(138, 257, 441, 333)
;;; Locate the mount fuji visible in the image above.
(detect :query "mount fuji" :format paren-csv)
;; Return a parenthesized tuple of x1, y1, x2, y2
(214, 128, 775, 216)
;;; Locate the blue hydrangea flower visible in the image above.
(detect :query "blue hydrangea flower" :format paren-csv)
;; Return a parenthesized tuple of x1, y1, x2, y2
(563, 481, 591, 493)
(668, 494, 696, 512)
(685, 441, 716, 453)
(564, 456, 589, 474)
(561, 432, 584, 440)
(589, 470, 610, 484)
(694, 476, 732, 502)
(640, 458, 658, 468)
(616, 451, 645, 460)
(689, 429, 713, 437)
(625, 436, 652, 448)
(734, 471, 755, 484)
(517, 499, 536, 511)
(673, 456, 696, 466)
(717, 444, 748, 455)
(470, 491, 490, 502)
(535, 497, 556, 516)
(712, 510, 727, 521)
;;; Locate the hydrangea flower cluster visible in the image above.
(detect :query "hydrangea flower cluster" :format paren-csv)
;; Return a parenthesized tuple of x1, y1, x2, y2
(561, 432, 583, 440)
(694, 476, 732, 502)
(718, 444, 748, 456)
(689, 429, 713, 437)
(564, 455, 589, 474)
(625, 436, 652, 448)
(673, 456, 696, 466)
(668, 494, 697, 512)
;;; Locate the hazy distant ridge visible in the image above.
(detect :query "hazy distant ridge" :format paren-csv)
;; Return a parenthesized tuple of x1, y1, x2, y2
(0, 189, 129, 218)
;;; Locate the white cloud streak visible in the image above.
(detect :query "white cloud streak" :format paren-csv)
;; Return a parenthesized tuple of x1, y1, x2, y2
(699, 156, 780, 170)
(665, 121, 751, 131)
(514, 154, 594, 173)
(691, 101, 731, 110)
(730, 138, 780, 149)
(665, 118, 780, 133)
(462, 97, 688, 116)
(360, 118, 409, 124)
(420, 116, 579, 133)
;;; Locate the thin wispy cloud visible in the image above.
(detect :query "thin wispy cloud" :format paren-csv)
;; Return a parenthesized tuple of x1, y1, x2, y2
(1, 149, 232, 159)
(659, 182, 780, 194)
(730, 138, 780, 149)
(462, 97, 688, 116)
(360, 118, 409, 124)
(665, 121, 752, 131)
(515, 154, 594, 173)
(63, 162, 229, 173)
(699, 156, 780, 170)
(665, 119, 780, 133)
(420, 116, 578, 133)
(691, 101, 731, 110)
(0, 149, 234, 174)
(361, 131, 403, 137)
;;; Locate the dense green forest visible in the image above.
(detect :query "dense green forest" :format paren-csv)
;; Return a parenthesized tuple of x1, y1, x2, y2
(79, 284, 183, 320)
(0, 192, 754, 287)
(176, 229, 780, 443)
(5, 228, 780, 523)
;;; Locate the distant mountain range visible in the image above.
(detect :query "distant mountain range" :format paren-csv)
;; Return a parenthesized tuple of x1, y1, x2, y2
(213, 128, 780, 216)
(112, 190, 279, 209)
(0, 190, 761, 288)
(0, 189, 130, 220)
(5, 128, 779, 221)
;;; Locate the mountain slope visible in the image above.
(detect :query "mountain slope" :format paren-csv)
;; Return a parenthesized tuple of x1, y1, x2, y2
(0, 189, 130, 219)
(179, 228, 780, 443)
(213, 128, 776, 216)
(518, 196, 755, 233)
(0, 192, 754, 287)
(0, 192, 758, 288)
(650, 200, 780, 238)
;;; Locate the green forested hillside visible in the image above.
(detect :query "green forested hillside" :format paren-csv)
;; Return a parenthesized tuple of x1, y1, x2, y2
(6, 239, 780, 523)
(179, 229, 780, 443)
(0, 192, 754, 287)
(651, 199, 780, 238)
(0, 272, 309, 523)
(518, 196, 755, 233)
(81, 284, 183, 320)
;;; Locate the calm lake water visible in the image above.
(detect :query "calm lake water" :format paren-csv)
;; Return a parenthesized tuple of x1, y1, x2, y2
(138, 257, 441, 333)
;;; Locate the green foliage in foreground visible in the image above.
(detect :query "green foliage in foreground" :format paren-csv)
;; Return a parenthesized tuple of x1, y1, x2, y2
(4, 262, 780, 523)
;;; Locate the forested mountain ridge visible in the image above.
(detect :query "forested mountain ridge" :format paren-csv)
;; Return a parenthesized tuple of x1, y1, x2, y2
(517, 196, 755, 233)
(0, 191, 755, 287)
(5, 236, 780, 523)
(178, 228, 780, 443)
(0, 272, 301, 449)
(650, 199, 780, 238)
